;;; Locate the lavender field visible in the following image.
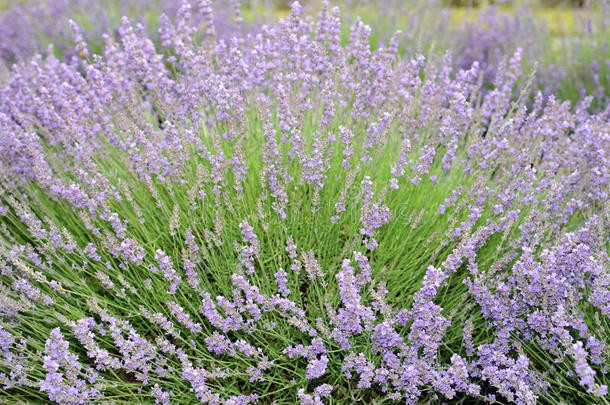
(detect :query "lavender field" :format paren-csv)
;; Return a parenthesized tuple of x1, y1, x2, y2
(0, 0, 608, 404)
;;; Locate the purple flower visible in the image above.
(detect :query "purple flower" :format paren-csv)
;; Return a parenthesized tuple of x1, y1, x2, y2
(306, 355, 328, 380)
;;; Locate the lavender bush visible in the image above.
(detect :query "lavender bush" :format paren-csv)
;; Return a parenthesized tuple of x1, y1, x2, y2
(343, 1, 609, 109)
(0, 1, 608, 404)
(451, 3, 609, 108)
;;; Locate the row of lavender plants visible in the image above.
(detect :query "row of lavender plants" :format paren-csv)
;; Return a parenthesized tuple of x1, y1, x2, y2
(0, 1, 609, 404)
(1, 0, 608, 108)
